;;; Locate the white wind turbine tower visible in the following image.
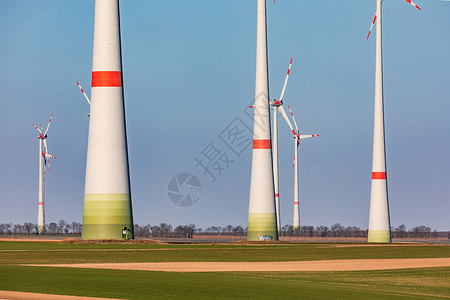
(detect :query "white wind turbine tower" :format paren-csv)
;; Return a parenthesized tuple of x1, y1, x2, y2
(82, 0, 134, 240)
(247, 0, 278, 241)
(287, 105, 318, 229)
(33, 113, 56, 234)
(366, 0, 421, 243)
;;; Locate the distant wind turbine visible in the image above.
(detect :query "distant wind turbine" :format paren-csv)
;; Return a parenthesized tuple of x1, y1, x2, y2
(287, 105, 318, 229)
(33, 113, 56, 235)
(366, 0, 421, 243)
(270, 57, 298, 236)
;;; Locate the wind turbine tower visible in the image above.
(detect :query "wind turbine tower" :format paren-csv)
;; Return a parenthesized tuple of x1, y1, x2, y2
(82, 0, 134, 239)
(33, 114, 56, 234)
(247, 0, 278, 241)
(366, 0, 421, 243)
(287, 105, 318, 229)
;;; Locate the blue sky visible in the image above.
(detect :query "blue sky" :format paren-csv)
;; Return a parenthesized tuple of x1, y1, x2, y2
(0, 0, 449, 230)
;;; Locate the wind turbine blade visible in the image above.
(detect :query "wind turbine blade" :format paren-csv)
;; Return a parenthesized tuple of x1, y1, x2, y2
(44, 152, 55, 173)
(278, 105, 296, 136)
(367, 13, 377, 40)
(278, 57, 293, 102)
(33, 124, 43, 134)
(405, 0, 422, 10)
(76, 81, 91, 105)
(44, 113, 53, 135)
(287, 105, 299, 133)
(46, 157, 51, 173)
(43, 138, 56, 159)
(367, 0, 418, 40)
(299, 134, 319, 139)
(43, 139, 48, 154)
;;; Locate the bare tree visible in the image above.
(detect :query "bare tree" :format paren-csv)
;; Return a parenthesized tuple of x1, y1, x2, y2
(57, 220, 67, 235)
(281, 225, 293, 237)
(23, 223, 35, 234)
(432, 230, 439, 239)
(160, 223, 173, 237)
(151, 225, 161, 237)
(394, 224, 407, 238)
(232, 225, 244, 236)
(47, 223, 57, 235)
(134, 224, 141, 237)
(4, 223, 12, 235)
(331, 223, 344, 237)
(13, 224, 22, 234)
(71, 222, 82, 235)
(223, 225, 233, 234)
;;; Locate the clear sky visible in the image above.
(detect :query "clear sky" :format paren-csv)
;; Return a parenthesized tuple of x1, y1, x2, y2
(0, 0, 449, 231)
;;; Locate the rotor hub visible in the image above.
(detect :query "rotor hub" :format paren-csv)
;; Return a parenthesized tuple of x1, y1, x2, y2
(270, 99, 282, 107)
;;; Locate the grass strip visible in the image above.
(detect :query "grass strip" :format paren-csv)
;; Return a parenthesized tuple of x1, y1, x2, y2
(1, 243, 449, 265)
(0, 266, 448, 299)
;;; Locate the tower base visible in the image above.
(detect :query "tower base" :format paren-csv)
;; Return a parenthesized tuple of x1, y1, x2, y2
(368, 230, 391, 243)
(82, 193, 133, 240)
(247, 213, 278, 241)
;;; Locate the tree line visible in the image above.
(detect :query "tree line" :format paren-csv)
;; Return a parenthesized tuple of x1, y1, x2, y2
(0, 220, 82, 235)
(0, 221, 447, 239)
(135, 223, 446, 239)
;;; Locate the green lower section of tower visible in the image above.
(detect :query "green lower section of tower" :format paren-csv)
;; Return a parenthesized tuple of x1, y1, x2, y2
(247, 213, 278, 241)
(368, 230, 391, 243)
(82, 193, 134, 240)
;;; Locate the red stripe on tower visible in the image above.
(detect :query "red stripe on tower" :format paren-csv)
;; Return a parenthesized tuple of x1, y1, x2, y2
(372, 172, 387, 180)
(38, 202, 43, 205)
(275, 193, 279, 197)
(294, 202, 299, 205)
(253, 139, 272, 149)
(92, 71, 123, 87)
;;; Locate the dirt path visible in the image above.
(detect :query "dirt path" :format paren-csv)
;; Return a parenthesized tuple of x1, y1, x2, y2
(0, 290, 121, 300)
(31, 258, 450, 273)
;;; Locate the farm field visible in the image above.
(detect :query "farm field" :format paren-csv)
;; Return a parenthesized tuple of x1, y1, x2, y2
(0, 240, 449, 299)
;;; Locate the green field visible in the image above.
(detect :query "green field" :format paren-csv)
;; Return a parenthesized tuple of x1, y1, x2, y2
(0, 241, 449, 299)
